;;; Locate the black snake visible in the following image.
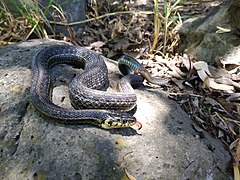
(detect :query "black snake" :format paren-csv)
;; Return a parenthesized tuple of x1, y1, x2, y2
(30, 45, 168, 129)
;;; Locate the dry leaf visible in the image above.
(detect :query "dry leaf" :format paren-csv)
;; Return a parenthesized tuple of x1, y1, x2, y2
(204, 97, 227, 111)
(215, 77, 240, 90)
(171, 78, 185, 89)
(229, 66, 240, 74)
(218, 129, 224, 138)
(233, 163, 240, 180)
(116, 20, 125, 33)
(113, 38, 130, 52)
(181, 54, 192, 71)
(90, 41, 105, 48)
(216, 26, 231, 33)
(232, 73, 240, 81)
(215, 77, 233, 85)
(192, 123, 204, 133)
(166, 61, 186, 78)
(209, 66, 230, 79)
(119, 151, 134, 167)
(230, 139, 240, 179)
(124, 169, 137, 180)
(204, 77, 234, 92)
(226, 93, 240, 102)
(155, 55, 165, 63)
(193, 61, 211, 81)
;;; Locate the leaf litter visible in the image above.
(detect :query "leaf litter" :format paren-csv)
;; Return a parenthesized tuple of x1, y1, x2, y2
(81, 1, 239, 176)
(77, 0, 240, 177)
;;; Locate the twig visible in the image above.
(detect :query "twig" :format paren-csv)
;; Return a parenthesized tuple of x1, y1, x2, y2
(150, 0, 159, 53)
(49, 10, 153, 26)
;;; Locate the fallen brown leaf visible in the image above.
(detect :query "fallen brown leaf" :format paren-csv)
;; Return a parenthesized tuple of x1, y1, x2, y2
(204, 77, 235, 92)
(230, 139, 240, 179)
(124, 169, 137, 180)
(193, 61, 211, 81)
(90, 41, 106, 48)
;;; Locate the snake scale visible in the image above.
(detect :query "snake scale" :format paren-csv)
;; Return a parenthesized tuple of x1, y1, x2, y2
(30, 45, 168, 129)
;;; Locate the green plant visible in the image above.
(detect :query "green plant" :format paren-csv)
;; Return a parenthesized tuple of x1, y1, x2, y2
(150, 0, 182, 56)
(7, 0, 54, 39)
(150, 0, 160, 53)
(162, 0, 182, 54)
(0, 0, 68, 46)
(0, 1, 27, 44)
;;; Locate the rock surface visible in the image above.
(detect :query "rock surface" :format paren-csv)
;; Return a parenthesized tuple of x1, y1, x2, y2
(179, 0, 240, 64)
(0, 39, 232, 179)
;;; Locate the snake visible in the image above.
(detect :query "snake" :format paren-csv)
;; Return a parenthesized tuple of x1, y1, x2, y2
(30, 45, 168, 129)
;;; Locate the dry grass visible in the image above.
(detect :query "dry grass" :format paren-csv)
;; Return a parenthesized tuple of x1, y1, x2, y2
(0, 0, 69, 47)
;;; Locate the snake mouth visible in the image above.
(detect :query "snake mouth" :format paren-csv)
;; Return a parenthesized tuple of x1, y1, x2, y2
(133, 121, 142, 130)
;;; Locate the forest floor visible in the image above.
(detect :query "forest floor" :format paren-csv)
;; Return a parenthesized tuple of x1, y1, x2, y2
(77, 0, 239, 172)
(0, 1, 237, 178)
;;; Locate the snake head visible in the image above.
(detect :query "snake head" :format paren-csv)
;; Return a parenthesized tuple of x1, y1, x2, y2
(100, 113, 137, 129)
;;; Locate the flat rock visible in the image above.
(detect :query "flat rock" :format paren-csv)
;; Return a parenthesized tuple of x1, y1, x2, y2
(0, 39, 232, 179)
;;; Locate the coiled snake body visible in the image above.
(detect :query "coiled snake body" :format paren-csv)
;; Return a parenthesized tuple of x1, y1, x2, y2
(30, 45, 168, 129)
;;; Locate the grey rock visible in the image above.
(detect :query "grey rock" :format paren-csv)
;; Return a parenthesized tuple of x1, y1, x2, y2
(40, 0, 86, 37)
(179, 0, 240, 64)
(0, 39, 232, 179)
